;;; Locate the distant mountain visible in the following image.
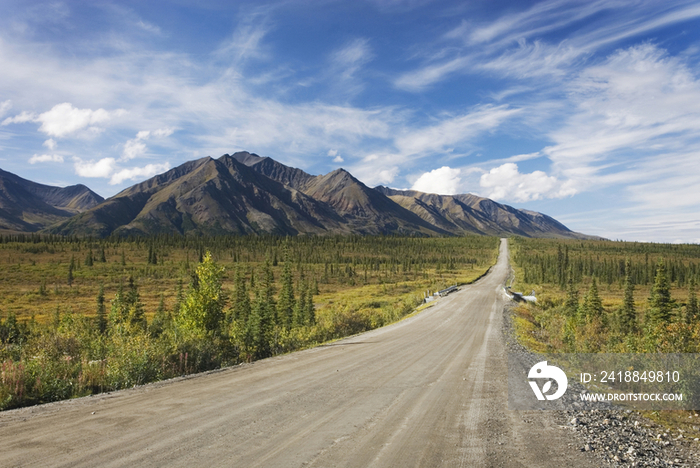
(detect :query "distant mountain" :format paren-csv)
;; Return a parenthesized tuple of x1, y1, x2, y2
(373, 187, 591, 239)
(233, 152, 446, 235)
(2, 150, 591, 239)
(0, 168, 103, 232)
(47, 155, 349, 237)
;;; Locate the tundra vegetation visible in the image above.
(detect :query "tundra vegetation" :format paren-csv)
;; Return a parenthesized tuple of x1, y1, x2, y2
(0, 234, 498, 410)
(510, 237, 700, 353)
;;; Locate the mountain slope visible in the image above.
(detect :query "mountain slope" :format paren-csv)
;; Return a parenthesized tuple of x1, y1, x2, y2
(374, 187, 590, 239)
(232, 152, 447, 236)
(0, 168, 104, 232)
(47, 156, 347, 237)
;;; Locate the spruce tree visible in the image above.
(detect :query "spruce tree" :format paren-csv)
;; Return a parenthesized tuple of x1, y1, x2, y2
(648, 259, 673, 325)
(231, 265, 251, 324)
(99, 247, 106, 262)
(686, 278, 698, 325)
(149, 293, 169, 337)
(277, 250, 295, 329)
(619, 258, 637, 334)
(564, 277, 579, 317)
(96, 283, 107, 334)
(110, 277, 146, 333)
(249, 264, 275, 359)
(293, 281, 307, 328)
(85, 250, 94, 267)
(67, 261, 74, 287)
(304, 285, 315, 326)
(579, 278, 603, 322)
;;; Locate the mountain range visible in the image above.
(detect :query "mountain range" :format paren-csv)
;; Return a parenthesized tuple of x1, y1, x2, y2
(0, 168, 103, 232)
(0, 152, 592, 239)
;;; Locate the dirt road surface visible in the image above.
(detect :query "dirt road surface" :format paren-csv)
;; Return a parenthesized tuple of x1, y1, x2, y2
(0, 239, 599, 467)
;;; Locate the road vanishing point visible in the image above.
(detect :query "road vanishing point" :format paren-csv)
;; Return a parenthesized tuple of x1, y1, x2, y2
(0, 239, 599, 467)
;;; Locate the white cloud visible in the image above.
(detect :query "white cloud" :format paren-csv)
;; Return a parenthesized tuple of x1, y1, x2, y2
(2, 103, 126, 137)
(122, 138, 147, 161)
(2, 110, 36, 125)
(73, 157, 117, 178)
(152, 127, 174, 138)
(43, 138, 57, 150)
(121, 127, 174, 161)
(351, 162, 399, 187)
(479, 163, 576, 202)
(0, 100, 11, 118)
(29, 154, 63, 164)
(36, 103, 125, 137)
(109, 162, 170, 185)
(543, 43, 700, 198)
(328, 149, 344, 162)
(411, 166, 462, 195)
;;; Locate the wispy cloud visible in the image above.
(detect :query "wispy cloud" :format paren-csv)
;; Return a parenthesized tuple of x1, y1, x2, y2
(29, 154, 63, 164)
(396, 0, 700, 91)
(0, 100, 11, 118)
(122, 127, 174, 161)
(394, 105, 521, 157)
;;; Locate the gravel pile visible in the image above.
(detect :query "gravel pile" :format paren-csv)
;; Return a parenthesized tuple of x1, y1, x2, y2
(502, 303, 700, 467)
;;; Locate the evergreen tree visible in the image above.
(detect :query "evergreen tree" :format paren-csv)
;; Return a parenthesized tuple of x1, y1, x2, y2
(564, 277, 579, 317)
(110, 277, 146, 333)
(85, 250, 94, 267)
(619, 259, 637, 334)
(647, 259, 674, 325)
(248, 262, 275, 359)
(99, 246, 106, 262)
(147, 245, 157, 265)
(67, 260, 74, 287)
(231, 265, 251, 324)
(685, 278, 698, 324)
(276, 249, 295, 329)
(149, 294, 170, 337)
(304, 285, 315, 326)
(579, 278, 603, 322)
(96, 283, 107, 334)
(293, 280, 307, 328)
(120, 251, 126, 266)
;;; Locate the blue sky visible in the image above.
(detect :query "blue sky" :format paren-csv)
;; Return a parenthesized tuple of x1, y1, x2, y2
(1, 0, 700, 242)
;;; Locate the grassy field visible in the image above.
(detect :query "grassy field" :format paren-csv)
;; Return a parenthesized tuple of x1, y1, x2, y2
(0, 235, 498, 323)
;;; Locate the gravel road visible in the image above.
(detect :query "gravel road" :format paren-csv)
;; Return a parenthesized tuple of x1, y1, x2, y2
(0, 239, 601, 467)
